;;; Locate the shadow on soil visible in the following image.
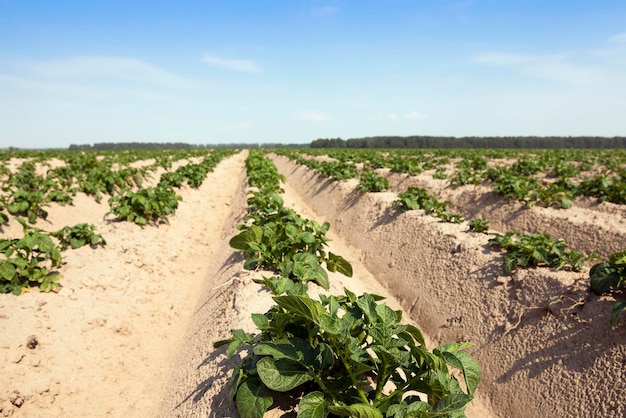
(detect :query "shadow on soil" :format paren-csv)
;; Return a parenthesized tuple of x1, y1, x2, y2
(176, 349, 239, 417)
(181, 347, 301, 418)
(369, 205, 403, 230)
(495, 292, 626, 383)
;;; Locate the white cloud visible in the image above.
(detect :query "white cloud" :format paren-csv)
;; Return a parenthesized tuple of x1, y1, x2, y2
(386, 111, 426, 121)
(0, 56, 206, 107)
(295, 111, 330, 121)
(24, 56, 202, 88)
(201, 53, 263, 73)
(405, 111, 427, 120)
(474, 52, 603, 84)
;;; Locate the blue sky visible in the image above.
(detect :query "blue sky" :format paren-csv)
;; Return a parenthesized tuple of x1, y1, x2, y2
(1, 1, 626, 148)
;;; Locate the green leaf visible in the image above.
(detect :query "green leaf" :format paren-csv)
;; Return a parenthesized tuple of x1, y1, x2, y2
(235, 377, 273, 418)
(227, 340, 245, 358)
(253, 340, 301, 362)
(251, 313, 270, 329)
(297, 231, 316, 244)
(230, 225, 263, 250)
(0, 239, 13, 252)
(71, 238, 86, 249)
(431, 393, 473, 414)
(440, 351, 482, 396)
(610, 302, 626, 326)
(344, 288, 357, 303)
(589, 262, 621, 295)
(402, 324, 425, 346)
(357, 293, 378, 324)
(297, 391, 327, 418)
(243, 257, 260, 271)
(0, 262, 16, 281)
(318, 313, 341, 335)
(326, 252, 353, 277)
(387, 401, 431, 418)
(291, 253, 329, 289)
(256, 357, 313, 392)
(285, 223, 299, 239)
(273, 295, 324, 323)
(371, 345, 401, 382)
(375, 304, 401, 327)
(560, 197, 573, 209)
(327, 403, 383, 418)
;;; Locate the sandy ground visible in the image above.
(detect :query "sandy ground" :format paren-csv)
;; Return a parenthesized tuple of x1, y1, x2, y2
(1, 150, 625, 417)
(1, 152, 247, 417)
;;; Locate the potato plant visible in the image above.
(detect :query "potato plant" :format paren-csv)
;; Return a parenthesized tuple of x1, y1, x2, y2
(231, 152, 352, 288)
(0, 218, 62, 294)
(393, 187, 464, 224)
(589, 250, 626, 326)
(6, 189, 49, 224)
(488, 231, 590, 275)
(357, 171, 390, 193)
(230, 214, 352, 289)
(106, 185, 182, 226)
(215, 290, 481, 418)
(50, 223, 106, 251)
(468, 219, 490, 233)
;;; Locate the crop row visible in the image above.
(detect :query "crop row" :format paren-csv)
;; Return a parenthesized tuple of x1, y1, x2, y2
(278, 148, 626, 208)
(216, 150, 481, 418)
(274, 149, 626, 326)
(0, 148, 238, 294)
(0, 148, 237, 226)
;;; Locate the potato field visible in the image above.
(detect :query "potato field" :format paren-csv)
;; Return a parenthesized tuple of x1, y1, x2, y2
(1, 147, 625, 418)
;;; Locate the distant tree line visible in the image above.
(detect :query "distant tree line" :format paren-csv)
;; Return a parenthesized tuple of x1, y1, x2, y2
(310, 136, 626, 149)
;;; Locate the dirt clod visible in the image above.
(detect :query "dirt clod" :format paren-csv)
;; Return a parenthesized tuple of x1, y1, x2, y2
(25, 335, 38, 350)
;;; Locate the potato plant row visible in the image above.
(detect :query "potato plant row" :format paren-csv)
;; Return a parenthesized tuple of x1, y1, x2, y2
(0, 148, 213, 224)
(216, 150, 481, 418)
(276, 148, 626, 326)
(0, 148, 238, 293)
(279, 148, 626, 208)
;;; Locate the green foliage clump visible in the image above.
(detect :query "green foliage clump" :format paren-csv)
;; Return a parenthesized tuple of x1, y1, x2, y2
(467, 219, 490, 233)
(106, 185, 182, 226)
(488, 231, 589, 275)
(215, 289, 481, 418)
(393, 187, 464, 223)
(50, 223, 106, 251)
(230, 212, 351, 289)
(589, 250, 626, 326)
(357, 171, 390, 193)
(317, 161, 359, 181)
(0, 218, 61, 294)
(231, 152, 352, 288)
(577, 174, 626, 205)
(390, 157, 423, 176)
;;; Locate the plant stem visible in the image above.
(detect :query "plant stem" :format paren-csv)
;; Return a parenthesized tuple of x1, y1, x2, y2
(332, 340, 369, 404)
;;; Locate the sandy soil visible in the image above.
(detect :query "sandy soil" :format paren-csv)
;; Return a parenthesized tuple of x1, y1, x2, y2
(1, 150, 625, 418)
(380, 168, 626, 258)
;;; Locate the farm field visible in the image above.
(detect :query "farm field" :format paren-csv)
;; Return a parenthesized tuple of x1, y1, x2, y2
(1, 148, 625, 417)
